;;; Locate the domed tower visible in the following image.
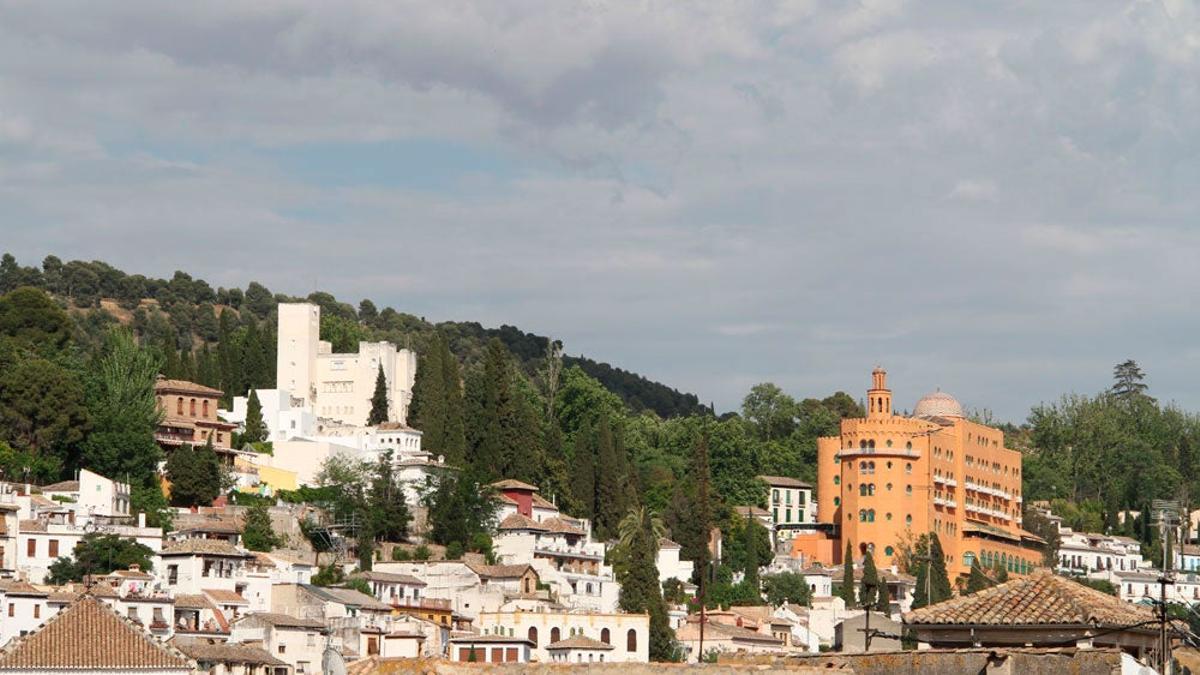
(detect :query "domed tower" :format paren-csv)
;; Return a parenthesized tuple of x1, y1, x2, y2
(913, 390, 964, 419)
(866, 366, 892, 418)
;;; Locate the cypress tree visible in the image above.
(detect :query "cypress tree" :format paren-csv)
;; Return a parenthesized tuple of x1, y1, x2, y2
(367, 450, 410, 542)
(594, 416, 625, 538)
(439, 335, 467, 463)
(216, 310, 240, 401)
(196, 344, 217, 387)
(839, 542, 857, 606)
(860, 550, 887, 611)
(928, 533, 952, 604)
(912, 536, 931, 609)
(243, 390, 267, 444)
(965, 559, 991, 595)
(410, 337, 446, 447)
(473, 339, 524, 479)
(240, 320, 268, 394)
(368, 365, 389, 425)
(570, 422, 596, 519)
(616, 507, 677, 661)
(740, 514, 762, 589)
(665, 433, 713, 585)
(161, 338, 183, 378)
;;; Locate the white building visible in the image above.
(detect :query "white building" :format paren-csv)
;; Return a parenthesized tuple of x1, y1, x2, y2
(656, 539, 694, 586)
(229, 612, 325, 674)
(227, 388, 317, 444)
(276, 303, 416, 427)
(18, 513, 162, 584)
(758, 475, 817, 545)
(475, 610, 650, 663)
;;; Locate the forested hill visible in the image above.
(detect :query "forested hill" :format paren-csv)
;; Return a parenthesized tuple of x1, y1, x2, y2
(0, 253, 707, 418)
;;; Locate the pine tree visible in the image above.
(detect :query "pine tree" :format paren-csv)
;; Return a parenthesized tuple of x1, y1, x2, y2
(368, 365, 389, 425)
(243, 389, 267, 444)
(569, 423, 596, 519)
(927, 533, 953, 604)
(965, 559, 991, 595)
(839, 542, 857, 606)
(859, 550, 880, 609)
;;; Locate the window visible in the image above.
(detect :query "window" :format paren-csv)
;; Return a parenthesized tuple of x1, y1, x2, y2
(6, 604, 11, 617)
(906, 485, 912, 495)
(885, 546, 894, 556)
(202, 400, 209, 417)
(168, 565, 178, 585)
(886, 512, 892, 521)
(177, 397, 184, 415)
(906, 515, 913, 524)
(189, 398, 196, 416)
(48, 540, 58, 558)
(551, 627, 561, 643)
(528, 627, 538, 646)
(905, 463, 912, 474)
(833, 497, 840, 506)
(601, 628, 611, 644)
(833, 476, 840, 485)
(626, 629, 638, 652)
(278, 645, 286, 654)
(786, 508, 792, 522)
(886, 483, 892, 491)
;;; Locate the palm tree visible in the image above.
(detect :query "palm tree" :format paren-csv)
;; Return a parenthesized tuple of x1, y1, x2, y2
(618, 506, 665, 550)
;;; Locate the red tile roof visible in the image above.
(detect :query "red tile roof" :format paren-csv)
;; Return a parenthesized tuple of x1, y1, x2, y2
(757, 475, 813, 488)
(0, 594, 193, 670)
(904, 570, 1154, 627)
(155, 378, 224, 397)
(498, 513, 549, 532)
(546, 636, 614, 650)
(490, 479, 539, 491)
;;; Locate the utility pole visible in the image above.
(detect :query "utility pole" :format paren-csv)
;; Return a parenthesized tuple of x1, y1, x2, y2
(1152, 499, 1180, 675)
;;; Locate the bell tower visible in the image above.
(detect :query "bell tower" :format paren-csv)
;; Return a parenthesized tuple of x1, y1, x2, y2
(867, 366, 892, 418)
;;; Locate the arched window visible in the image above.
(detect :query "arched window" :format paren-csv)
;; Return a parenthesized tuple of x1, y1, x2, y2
(202, 400, 209, 417)
(601, 628, 610, 644)
(905, 514, 913, 525)
(859, 509, 866, 522)
(585, 583, 593, 593)
(528, 627, 538, 646)
(868, 509, 875, 522)
(868, 461, 875, 474)
(859, 440, 867, 449)
(886, 439, 893, 448)
(885, 546, 894, 556)
(906, 485, 913, 495)
(886, 512, 892, 521)
(833, 497, 840, 506)
(905, 463, 912, 474)
(886, 483, 893, 492)
(868, 484, 876, 496)
(906, 441, 912, 450)
(834, 476, 840, 485)
(626, 629, 637, 652)
(868, 440, 876, 449)
(176, 397, 184, 415)
(189, 398, 196, 416)
(551, 627, 561, 643)
(859, 484, 867, 497)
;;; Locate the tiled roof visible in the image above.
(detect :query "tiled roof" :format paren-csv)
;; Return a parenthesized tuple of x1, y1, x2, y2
(162, 539, 249, 557)
(498, 513, 548, 532)
(40, 480, 80, 492)
(301, 585, 393, 612)
(546, 636, 614, 650)
(490, 479, 539, 491)
(0, 595, 193, 670)
(530, 493, 557, 510)
(203, 589, 249, 605)
(174, 594, 216, 610)
(542, 517, 586, 536)
(659, 538, 681, 549)
(176, 518, 242, 534)
(0, 580, 47, 597)
(467, 562, 534, 579)
(757, 475, 813, 489)
(376, 421, 418, 432)
(351, 571, 427, 586)
(171, 638, 287, 667)
(155, 378, 224, 396)
(733, 505, 770, 517)
(904, 570, 1155, 627)
(240, 612, 326, 630)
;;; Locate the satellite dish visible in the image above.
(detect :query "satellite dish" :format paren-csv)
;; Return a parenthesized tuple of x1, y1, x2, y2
(322, 642, 347, 675)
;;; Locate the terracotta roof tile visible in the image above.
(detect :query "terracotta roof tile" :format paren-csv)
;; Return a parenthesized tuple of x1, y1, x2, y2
(203, 589, 249, 605)
(155, 378, 224, 397)
(546, 636, 614, 650)
(466, 562, 534, 579)
(904, 570, 1154, 627)
(171, 638, 287, 667)
(542, 517, 586, 536)
(0, 595, 192, 670)
(241, 612, 326, 630)
(490, 479, 539, 491)
(498, 513, 549, 532)
(530, 493, 557, 510)
(39, 480, 80, 492)
(350, 571, 427, 586)
(757, 475, 813, 489)
(162, 539, 249, 557)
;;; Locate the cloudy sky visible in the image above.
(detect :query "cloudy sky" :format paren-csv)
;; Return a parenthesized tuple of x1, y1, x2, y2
(3, 0, 1199, 421)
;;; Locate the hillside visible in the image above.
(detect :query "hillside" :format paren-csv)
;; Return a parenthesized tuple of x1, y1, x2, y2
(0, 253, 707, 418)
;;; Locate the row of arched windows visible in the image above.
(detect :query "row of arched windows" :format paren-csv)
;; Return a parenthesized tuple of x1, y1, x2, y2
(847, 439, 914, 450)
(163, 396, 209, 418)
(527, 627, 637, 652)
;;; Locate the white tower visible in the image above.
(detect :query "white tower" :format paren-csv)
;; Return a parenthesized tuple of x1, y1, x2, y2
(276, 303, 320, 407)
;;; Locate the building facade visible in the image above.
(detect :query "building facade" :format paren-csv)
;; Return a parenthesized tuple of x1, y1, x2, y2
(813, 368, 1042, 578)
(275, 303, 416, 426)
(154, 378, 236, 451)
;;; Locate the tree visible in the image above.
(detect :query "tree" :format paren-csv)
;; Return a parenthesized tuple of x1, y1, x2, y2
(594, 415, 628, 538)
(357, 299, 378, 324)
(366, 450, 411, 543)
(742, 383, 797, 441)
(242, 389, 267, 444)
(763, 572, 812, 606)
(47, 534, 155, 584)
(165, 442, 222, 507)
(425, 469, 497, 553)
(569, 422, 596, 519)
(965, 559, 992, 595)
(368, 365, 389, 425)
(1022, 505, 1061, 567)
(78, 329, 164, 487)
(0, 286, 73, 351)
(615, 506, 678, 661)
(860, 550, 887, 611)
(0, 348, 90, 471)
(839, 542, 857, 606)
(1111, 359, 1149, 400)
(911, 533, 953, 608)
(242, 502, 280, 552)
(665, 433, 713, 585)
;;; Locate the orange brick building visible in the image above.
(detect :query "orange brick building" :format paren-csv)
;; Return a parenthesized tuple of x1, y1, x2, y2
(800, 367, 1043, 579)
(154, 377, 236, 452)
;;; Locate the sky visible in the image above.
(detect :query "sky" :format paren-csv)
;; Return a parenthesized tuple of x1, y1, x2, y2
(3, 0, 1200, 422)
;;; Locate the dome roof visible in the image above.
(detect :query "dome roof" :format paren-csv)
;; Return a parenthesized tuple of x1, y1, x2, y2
(913, 390, 964, 419)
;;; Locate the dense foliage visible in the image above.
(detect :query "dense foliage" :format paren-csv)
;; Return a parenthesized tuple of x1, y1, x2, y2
(241, 502, 281, 552)
(47, 534, 155, 584)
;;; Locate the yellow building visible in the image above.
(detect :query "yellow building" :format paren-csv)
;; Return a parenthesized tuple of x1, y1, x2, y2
(810, 367, 1042, 579)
